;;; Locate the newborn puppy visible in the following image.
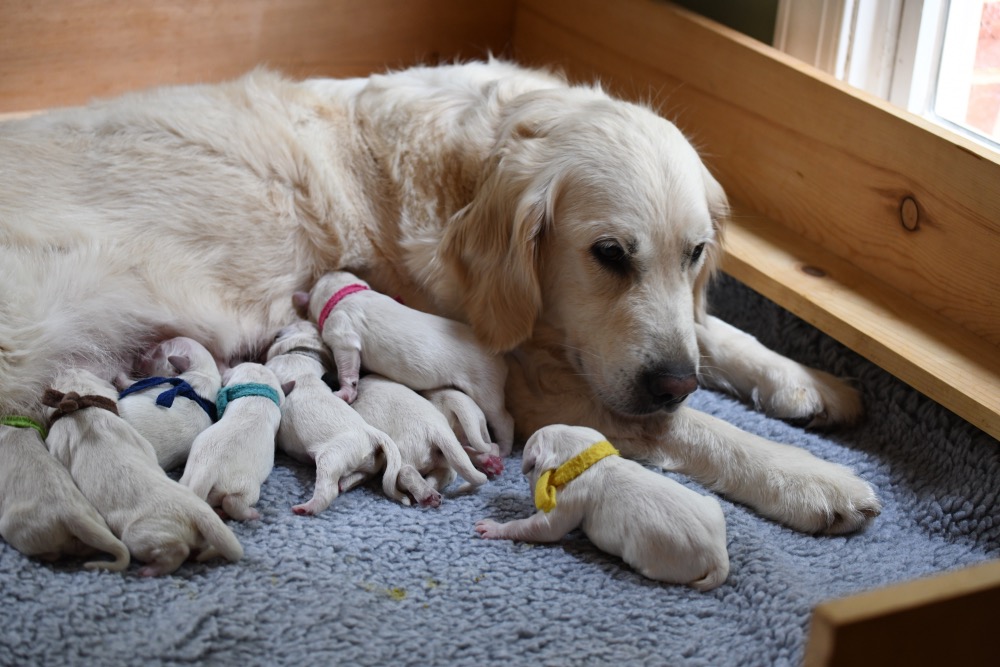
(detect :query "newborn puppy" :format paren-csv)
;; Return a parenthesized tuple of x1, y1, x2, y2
(180, 362, 283, 520)
(352, 375, 488, 507)
(422, 388, 505, 478)
(475, 424, 730, 591)
(299, 271, 515, 454)
(0, 418, 130, 570)
(43, 368, 243, 576)
(264, 321, 409, 515)
(117, 337, 222, 471)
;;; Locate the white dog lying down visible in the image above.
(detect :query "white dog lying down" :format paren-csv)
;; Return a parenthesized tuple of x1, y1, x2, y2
(117, 337, 222, 471)
(43, 368, 243, 576)
(264, 321, 414, 514)
(0, 60, 878, 538)
(352, 375, 488, 507)
(476, 424, 729, 591)
(180, 363, 284, 521)
(300, 271, 516, 455)
(0, 419, 130, 571)
(422, 388, 505, 478)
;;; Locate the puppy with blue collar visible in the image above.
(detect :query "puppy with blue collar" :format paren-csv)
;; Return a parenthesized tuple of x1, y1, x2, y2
(476, 424, 729, 590)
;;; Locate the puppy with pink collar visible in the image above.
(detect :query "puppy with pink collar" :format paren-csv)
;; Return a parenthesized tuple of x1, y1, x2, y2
(180, 362, 284, 521)
(476, 424, 730, 591)
(298, 271, 515, 455)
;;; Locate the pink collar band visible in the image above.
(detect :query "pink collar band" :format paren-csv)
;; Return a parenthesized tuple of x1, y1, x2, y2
(317, 283, 369, 331)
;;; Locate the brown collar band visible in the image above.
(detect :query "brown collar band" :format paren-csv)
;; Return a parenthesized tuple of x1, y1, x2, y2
(43, 389, 119, 425)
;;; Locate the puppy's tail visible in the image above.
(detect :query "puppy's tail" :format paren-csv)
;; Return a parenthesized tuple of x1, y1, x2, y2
(72, 515, 131, 573)
(373, 430, 407, 503)
(193, 510, 244, 564)
(434, 435, 488, 487)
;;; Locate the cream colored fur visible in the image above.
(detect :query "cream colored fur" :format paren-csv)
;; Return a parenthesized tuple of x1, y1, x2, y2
(0, 60, 877, 537)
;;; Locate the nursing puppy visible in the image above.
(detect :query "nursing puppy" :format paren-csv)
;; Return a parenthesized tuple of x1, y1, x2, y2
(117, 337, 222, 471)
(476, 424, 729, 591)
(352, 375, 488, 507)
(180, 362, 283, 520)
(0, 420, 130, 571)
(43, 368, 243, 576)
(422, 388, 505, 478)
(299, 271, 515, 455)
(264, 321, 412, 514)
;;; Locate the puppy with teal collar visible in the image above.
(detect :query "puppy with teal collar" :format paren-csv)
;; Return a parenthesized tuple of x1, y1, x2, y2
(180, 362, 285, 521)
(475, 424, 729, 591)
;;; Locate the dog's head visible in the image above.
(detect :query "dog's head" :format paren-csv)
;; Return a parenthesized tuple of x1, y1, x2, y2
(442, 87, 727, 417)
(265, 320, 324, 361)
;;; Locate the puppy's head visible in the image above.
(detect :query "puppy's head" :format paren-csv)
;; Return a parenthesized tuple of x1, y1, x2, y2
(521, 424, 609, 485)
(265, 320, 324, 361)
(306, 271, 371, 324)
(139, 337, 218, 379)
(443, 86, 726, 417)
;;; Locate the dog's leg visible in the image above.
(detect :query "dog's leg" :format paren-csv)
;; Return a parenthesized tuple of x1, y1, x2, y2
(475, 508, 582, 542)
(696, 315, 862, 428)
(629, 406, 880, 534)
(220, 493, 261, 521)
(431, 437, 487, 487)
(293, 447, 347, 516)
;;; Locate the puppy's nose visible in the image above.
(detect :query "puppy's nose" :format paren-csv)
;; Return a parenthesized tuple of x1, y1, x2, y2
(642, 366, 698, 409)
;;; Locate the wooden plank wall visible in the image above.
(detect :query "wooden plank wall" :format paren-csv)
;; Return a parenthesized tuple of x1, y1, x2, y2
(0, 0, 516, 112)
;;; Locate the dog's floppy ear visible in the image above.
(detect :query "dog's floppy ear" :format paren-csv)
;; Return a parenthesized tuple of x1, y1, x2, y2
(693, 164, 728, 325)
(440, 121, 556, 353)
(167, 355, 191, 374)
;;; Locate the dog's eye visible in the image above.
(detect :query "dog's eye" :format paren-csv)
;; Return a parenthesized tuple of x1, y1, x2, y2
(591, 240, 630, 274)
(689, 243, 706, 265)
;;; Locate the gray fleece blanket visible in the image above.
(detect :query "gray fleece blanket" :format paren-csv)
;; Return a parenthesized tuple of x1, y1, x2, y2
(2, 275, 997, 667)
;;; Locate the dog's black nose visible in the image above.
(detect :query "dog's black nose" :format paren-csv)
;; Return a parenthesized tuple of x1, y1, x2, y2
(642, 366, 699, 409)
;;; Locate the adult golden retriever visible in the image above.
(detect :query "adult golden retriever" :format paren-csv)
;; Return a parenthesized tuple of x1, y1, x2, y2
(0, 61, 879, 536)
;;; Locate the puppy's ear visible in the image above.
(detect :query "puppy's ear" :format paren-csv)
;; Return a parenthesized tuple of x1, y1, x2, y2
(440, 126, 555, 353)
(292, 292, 310, 319)
(167, 355, 191, 374)
(281, 380, 296, 396)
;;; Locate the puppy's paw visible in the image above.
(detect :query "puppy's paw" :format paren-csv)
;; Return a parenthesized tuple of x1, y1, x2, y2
(751, 363, 862, 428)
(418, 490, 442, 508)
(476, 455, 505, 478)
(333, 386, 357, 404)
(474, 519, 507, 540)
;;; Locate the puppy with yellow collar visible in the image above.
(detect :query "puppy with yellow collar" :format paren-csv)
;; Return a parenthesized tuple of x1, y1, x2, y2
(475, 424, 729, 590)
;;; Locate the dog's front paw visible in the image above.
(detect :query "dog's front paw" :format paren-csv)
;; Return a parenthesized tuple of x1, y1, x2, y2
(418, 490, 442, 508)
(475, 519, 506, 539)
(766, 454, 881, 534)
(752, 363, 862, 428)
(334, 386, 358, 404)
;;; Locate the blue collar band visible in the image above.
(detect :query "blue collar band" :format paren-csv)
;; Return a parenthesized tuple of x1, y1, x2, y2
(119, 377, 218, 422)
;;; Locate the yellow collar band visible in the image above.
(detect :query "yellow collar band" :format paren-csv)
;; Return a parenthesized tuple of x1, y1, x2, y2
(534, 439, 619, 513)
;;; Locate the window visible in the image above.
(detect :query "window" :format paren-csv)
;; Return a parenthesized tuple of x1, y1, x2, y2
(774, 0, 1000, 148)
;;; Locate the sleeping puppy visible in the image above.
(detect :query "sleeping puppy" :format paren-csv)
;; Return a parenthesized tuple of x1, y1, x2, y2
(180, 362, 284, 520)
(298, 271, 515, 455)
(475, 424, 729, 591)
(422, 388, 505, 478)
(117, 337, 222, 471)
(43, 368, 243, 576)
(352, 375, 488, 507)
(0, 419, 130, 570)
(264, 321, 412, 515)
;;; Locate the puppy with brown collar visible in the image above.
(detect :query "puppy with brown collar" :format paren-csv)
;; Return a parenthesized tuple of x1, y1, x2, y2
(298, 271, 515, 455)
(264, 321, 414, 514)
(43, 368, 243, 576)
(180, 362, 284, 521)
(0, 418, 130, 570)
(117, 337, 222, 471)
(476, 424, 729, 591)
(352, 375, 488, 507)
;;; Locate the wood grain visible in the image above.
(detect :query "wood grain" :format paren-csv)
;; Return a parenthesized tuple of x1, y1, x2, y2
(0, 0, 515, 112)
